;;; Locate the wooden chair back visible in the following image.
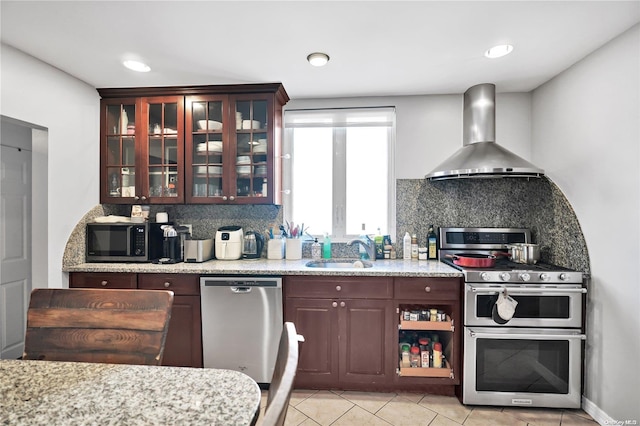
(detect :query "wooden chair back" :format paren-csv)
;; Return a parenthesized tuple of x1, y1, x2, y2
(259, 322, 304, 426)
(23, 288, 173, 365)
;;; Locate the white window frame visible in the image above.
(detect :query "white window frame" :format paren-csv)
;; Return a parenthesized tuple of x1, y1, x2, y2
(283, 107, 396, 241)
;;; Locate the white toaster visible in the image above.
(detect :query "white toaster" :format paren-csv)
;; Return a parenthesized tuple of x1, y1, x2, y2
(215, 226, 243, 260)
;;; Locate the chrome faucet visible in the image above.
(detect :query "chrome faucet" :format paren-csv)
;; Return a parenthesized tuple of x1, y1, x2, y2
(347, 235, 376, 261)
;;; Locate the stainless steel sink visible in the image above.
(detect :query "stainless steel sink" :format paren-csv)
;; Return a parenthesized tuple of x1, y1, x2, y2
(305, 259, 373, 269)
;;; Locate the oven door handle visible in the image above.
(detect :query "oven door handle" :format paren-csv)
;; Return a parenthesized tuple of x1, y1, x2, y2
(468, 330, 586, 340)
(470, 287, 586, 294)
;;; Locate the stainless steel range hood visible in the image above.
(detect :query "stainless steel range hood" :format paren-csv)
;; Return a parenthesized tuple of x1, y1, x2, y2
(425, 83, 544, 180)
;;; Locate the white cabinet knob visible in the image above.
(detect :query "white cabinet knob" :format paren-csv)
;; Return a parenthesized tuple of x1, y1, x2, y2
(332, 301, 338, 308)
(336, 285, 342, 291)
(100, 280, 108, 286)
(424, 286, 431, 292)
(164, 282, 171, 288)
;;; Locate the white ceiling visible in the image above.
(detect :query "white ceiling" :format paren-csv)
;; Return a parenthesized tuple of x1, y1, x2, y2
(2, 1, 639, 99)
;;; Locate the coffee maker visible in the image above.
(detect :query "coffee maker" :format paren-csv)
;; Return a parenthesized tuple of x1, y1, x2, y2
(156, 224, 190, 264)
(242, 231, 264, 259)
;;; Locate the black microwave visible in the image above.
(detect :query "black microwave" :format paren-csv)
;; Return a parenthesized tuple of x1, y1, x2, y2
(86, 222, 166, 262)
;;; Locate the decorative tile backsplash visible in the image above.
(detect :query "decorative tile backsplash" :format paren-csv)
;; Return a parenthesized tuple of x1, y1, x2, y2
(64, 176, 589, 273)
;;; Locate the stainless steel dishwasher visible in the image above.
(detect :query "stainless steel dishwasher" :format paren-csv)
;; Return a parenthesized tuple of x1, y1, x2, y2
(200, 276, 283, 383)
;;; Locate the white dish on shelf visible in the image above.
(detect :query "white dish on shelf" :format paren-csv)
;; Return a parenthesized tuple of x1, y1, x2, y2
(196, 166, 222, 174)
(242, 120, 261, 130)
(236, 165, 252, 175)
(236, 155, 251, 165)
(253, 144, 267, 154)
(197, 120, 223, 130)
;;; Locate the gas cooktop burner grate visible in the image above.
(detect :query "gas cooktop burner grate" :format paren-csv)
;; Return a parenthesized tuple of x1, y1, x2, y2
(441, 258, 575, 273)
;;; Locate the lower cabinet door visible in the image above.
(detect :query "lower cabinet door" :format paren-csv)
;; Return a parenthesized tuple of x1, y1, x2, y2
(339, 299, 395, 385)
(161, 295, 202, 368)
(285, 298, 339, 387)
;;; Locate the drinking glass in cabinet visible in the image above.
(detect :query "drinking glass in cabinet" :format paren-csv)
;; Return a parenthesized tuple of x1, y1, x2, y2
(107, 104, 135, 135)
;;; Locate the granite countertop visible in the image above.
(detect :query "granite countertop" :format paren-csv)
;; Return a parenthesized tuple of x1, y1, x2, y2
(0, 359, 260, 426)
(65, 258, 463, 278)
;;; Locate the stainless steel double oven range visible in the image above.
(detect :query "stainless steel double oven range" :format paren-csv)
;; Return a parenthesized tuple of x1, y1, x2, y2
(439, 227, 586, 409)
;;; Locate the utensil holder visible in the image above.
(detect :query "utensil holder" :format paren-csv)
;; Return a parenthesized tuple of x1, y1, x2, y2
(267, 238, 285, 260)
(285, 238, 302, 260)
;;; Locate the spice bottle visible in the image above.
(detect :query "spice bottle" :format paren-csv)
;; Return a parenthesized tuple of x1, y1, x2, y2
(433, 342, 443, 368)
(411, 234, 418, 259)
(409, 345, 421, 368)
(403, 232, 411, 260)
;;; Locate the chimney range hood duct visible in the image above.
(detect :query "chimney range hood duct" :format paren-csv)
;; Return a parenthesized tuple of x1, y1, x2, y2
(425, 83, 544, 180)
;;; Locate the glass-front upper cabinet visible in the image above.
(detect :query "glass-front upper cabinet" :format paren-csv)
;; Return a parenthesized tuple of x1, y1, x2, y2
(100, 96, 184, 204)
(185, 96, 226, 202)
(234, 98, 269, 200)
(142, 96, 184, 204)
(102, 99, 138, 203)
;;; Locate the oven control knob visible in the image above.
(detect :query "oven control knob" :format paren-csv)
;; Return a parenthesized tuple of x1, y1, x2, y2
(540, 273, 550, 281)
(519, 273, 531, 282)
(499, 272, 511, 281)
(559, 273, 569, 281)
(480, 272, 491, 281)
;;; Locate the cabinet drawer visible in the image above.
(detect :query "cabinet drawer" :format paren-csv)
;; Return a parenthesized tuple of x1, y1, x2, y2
(394, 277, 460, 300)
(138, 274, 200, 296)
(285, 276, 393, 299)
(69, 272, 137, 289)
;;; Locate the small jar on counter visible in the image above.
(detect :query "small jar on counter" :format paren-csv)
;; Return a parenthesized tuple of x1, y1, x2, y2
(418, 247, 428, 260)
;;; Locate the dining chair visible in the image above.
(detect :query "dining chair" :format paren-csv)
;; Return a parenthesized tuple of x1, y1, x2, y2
(23, 288, 174, 365)
(258, 322, 305, 426)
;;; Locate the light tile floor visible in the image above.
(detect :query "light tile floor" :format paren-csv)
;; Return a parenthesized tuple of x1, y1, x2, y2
(260, 389, 598, 426)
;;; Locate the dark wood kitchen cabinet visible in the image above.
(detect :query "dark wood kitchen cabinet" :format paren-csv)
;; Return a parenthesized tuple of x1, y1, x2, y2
(69, 272, 202, 368)
(98, 83, 288, 205)
(284, 276, 395, 390)
(394, 277, 462, 390)
(99, 95, 185, 204)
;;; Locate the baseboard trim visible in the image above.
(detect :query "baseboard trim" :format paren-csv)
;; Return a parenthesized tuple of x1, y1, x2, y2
(582, 395, 614, 426)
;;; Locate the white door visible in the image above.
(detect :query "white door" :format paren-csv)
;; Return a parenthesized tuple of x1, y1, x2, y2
(1, 121, 32, 359)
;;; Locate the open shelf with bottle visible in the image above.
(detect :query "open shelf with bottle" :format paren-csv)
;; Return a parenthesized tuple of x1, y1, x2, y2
(396, 303, 456, 380)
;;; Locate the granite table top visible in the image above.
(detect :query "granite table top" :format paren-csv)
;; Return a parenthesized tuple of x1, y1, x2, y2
(0, 359, 261, 426)
(64, 258, 464, 278)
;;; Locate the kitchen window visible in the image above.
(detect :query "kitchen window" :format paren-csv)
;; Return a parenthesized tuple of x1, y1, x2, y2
(283, 107, 395, 240)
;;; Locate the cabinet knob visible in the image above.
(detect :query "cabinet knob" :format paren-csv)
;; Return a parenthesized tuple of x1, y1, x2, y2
(223, 196, 228, 201)
(340, 301, 346, 308)
(335, 285, 342, 291)
(100, 280, 108, 286)
(424, 286, 431, 292)
(163, 282, 171, 288)
(332, 301, 338, 308)
(140, 196, 147, 201)
(229, 196, 235, 201)
(134, 196, 140, 200)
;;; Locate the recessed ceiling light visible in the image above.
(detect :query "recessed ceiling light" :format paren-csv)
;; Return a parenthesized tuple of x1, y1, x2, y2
(307, 52, 330, 67)
(123, 60, 151, 72)
(484, 44, 514, 59)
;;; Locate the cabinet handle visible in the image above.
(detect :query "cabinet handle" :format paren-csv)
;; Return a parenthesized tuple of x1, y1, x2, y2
(332, 301, 338, 308)
(229, 196, 235, 201)
(164, 282, 171, 288)
(425, 286, 431, 292)
(134, 196, 140, 200)
(336, 285, 342, 291)
(140, 196, 147, 201)
(223, 196, 228, 201)
(340, 301, 346, 308)
(100, 280, 108, 287)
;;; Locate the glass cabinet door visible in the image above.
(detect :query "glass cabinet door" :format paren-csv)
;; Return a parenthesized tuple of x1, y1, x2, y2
(145, 99, 183, 202)
(105, 102, 137, 200)
(234, 98, 269, 199)
(187, 98, 226, 200)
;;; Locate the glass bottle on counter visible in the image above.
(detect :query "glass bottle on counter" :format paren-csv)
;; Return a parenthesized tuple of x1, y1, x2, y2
(427, 225, 437, 259)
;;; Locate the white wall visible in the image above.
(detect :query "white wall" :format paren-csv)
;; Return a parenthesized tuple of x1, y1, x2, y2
(532, 24, 640, 422)
(0, 44, 100, 289)
(287, 92, 532, 179)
